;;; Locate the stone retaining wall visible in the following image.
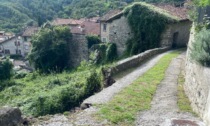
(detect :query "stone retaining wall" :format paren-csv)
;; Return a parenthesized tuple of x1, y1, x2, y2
(185, 26, 210, 125)
(110, 47, 170, 75)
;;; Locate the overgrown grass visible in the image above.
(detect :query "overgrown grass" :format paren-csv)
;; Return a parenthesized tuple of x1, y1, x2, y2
(0, 63, 102, 116)
(177, 69, 196, 115)
(97, 50, 182, 125)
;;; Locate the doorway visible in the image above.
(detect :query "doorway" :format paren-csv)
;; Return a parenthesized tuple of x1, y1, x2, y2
(172, 32, 179, 48)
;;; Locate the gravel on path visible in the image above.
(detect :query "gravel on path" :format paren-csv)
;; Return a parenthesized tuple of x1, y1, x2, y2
(135, 53, 206, 126)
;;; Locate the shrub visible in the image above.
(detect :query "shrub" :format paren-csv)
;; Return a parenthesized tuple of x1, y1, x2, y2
(14, 72, 27, 79)
(84, 70, 102, 97)
(0, 80, 17, 91)
(191, 28, 210, 67)
(86, 35, 101, 49)
(106, 43, 118, 62)
(0, 58, 13, 81)
(90, 43, 118, 64)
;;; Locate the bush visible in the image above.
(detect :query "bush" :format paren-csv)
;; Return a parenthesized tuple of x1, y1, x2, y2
(106, 43, 118, 62)
(0, 80, 17, 91)
(86, 35, 101, 49)
(191, 28, 210, 67)
(14, 72, 27, 79)
(84, 70, 102, 97)
(0, 58, 13, 81)
(90, 43, 118, 64)
(22, 70, 102, 116)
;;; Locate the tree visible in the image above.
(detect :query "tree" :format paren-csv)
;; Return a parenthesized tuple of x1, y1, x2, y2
(0, 58, 13, 81)
(28, 25, 72, 73)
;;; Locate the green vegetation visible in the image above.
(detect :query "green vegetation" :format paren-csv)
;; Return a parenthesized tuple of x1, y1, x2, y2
(0, 64, 102, 116)
(86, 35, 101, 49)
(28, 25, 71, 73)
(124, 2, 177, 56)
(191, 28, 210, 67)
(177, 69, 195, 114)
(97, 51, 182, 125)
(90, 43, 118, 64)
(0, 58, 13, 81)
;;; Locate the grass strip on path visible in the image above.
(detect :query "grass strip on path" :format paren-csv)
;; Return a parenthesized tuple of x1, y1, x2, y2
(96, 50, 183, 126)
(177, 66, 196, 115)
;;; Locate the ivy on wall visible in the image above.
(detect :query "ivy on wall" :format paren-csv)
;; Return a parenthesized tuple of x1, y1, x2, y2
(124, 2, 177, 56)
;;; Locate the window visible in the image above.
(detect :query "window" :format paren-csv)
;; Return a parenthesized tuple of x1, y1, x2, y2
(4, 49, 10, 54)
(24, 37, 27, 41)
(103, 24, 107, 32)
(25, 45, 29, 50)
(16, 49, 21, 55)
(17, 41, 20, 46)
(102, 38, 107, 42)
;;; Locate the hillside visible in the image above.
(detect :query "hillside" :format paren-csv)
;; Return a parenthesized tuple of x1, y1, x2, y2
(0, 0, 184, 33)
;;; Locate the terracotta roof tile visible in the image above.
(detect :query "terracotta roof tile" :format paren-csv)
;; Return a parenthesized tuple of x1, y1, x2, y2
(71, 21, 100, 36)
(155, 4, 189, 20)
(100, 10, 123, 22)
(52, 18, 83, 26)
(22, 27, 39, 37)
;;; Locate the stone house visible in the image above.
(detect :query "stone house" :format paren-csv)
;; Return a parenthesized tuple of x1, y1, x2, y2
(100, 4, 192, 56)
(0, 36, 24, 56)
(21, 27, 39, 56)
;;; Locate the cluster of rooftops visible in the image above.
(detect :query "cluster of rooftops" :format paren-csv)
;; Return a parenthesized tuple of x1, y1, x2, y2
(0, 2, 190, 44)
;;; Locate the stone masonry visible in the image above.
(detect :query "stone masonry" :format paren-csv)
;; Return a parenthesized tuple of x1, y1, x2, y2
(185, 25, 210, 125)
(69, 34, 89, 67)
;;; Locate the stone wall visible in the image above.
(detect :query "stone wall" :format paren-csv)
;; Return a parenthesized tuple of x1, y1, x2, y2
(160, 21, 192, 48)
(185, 26, 210, 125)
(69, 34, 89, 67)
(110, 47, 169, 75)
(108, 16, 133, 56)
(104, 15, 191, 56)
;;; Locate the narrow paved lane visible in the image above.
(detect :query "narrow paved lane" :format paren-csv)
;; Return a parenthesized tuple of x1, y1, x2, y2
(136, 53, 205, 126)
(83, 51, 171, 105)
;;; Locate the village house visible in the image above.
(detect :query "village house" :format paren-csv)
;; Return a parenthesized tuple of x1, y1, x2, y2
(100, 4, 192, 55)
(21, 26, 39, 56)
(0, 27, 39, 57)
(0, 35, 24, 56)
(52, 18, 100, 36)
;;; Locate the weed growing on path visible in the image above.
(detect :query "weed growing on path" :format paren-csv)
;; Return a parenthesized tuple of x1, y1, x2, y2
(97, 50, 183, 125)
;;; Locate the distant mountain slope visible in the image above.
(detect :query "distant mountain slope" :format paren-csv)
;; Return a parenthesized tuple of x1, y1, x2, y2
(0, 0, 185, 33)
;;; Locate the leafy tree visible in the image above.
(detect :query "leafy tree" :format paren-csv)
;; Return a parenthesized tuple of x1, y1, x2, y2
(0, 58, 13, 81)
(28, 25, 72, 73)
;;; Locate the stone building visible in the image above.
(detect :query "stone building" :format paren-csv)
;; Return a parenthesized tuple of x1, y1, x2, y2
(100, 4, 192, 56)
(0, 36, 24, 56)
(21, 27, 39, 56)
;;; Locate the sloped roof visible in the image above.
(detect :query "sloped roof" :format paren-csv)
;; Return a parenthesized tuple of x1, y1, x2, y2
(155, 4, 188, 21)
(99, 10, 123, 22)
(22, 27, 39, 37)
(52, 18, 83, 26)
(100, 3, 189, 22)
(71, 20, 100, 36)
